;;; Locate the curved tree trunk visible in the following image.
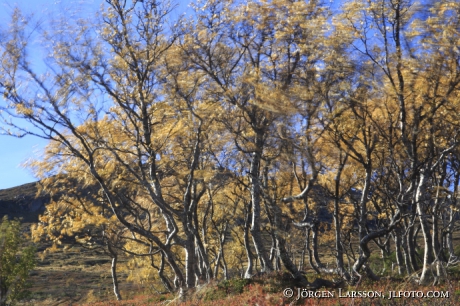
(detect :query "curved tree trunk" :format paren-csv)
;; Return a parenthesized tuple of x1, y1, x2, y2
(416, 172, 434, 284)
(111, 256, 122, 301)
(305, 228, 320, 274)
(107, 244, 122, 301)
(244, 202, 254, 279)
(152, 252, 173, 292)
(249, 148, 273, 273)
(276, 236, 308, 286)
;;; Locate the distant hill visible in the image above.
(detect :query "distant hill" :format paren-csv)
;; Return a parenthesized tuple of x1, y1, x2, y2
(0, 181, 48, 222)
(0, 178, 360, 224)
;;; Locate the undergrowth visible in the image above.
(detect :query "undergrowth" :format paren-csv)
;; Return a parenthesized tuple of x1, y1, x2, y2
(82, 271, 460, 306)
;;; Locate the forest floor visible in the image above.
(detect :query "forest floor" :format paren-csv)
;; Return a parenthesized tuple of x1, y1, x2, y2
(17, 238, 136, 305)
(17, 234, 460, 306)
(5, 183, 460, 305)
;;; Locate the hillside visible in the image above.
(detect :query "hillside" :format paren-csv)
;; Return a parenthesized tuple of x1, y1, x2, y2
(0, 181, 135, 305)
(0, 181, 47, 222)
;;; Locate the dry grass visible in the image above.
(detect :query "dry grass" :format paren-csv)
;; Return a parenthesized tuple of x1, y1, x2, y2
(79, 274, 460, 306)
(14, 224, 460, 306)
(17, 237, 143, 306)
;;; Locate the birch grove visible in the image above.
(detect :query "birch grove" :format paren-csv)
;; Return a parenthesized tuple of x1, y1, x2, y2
(0, 0, 459, 299)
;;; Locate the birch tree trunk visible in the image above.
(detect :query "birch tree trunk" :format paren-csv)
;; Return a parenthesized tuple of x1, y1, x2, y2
(394, 231, 405, 275)
(107, 243, 122, 301)
(249, 148, 273, 273)
(244, 202, 254, 279)
(416, 172, 434, 284)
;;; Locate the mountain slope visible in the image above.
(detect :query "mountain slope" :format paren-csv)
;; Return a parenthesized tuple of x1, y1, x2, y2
(0, 181, 47, 221)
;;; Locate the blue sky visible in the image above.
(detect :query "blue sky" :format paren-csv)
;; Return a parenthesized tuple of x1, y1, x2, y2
(0, 0, 101, 189)
(0, 0, 188, 189)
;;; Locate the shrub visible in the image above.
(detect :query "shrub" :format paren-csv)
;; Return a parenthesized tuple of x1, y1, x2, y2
(0, 216, 36, 306)
(217, 278, 251, 294)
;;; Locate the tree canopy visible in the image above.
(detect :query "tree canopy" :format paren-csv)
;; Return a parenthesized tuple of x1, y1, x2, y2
(0, 0, 460, 299)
